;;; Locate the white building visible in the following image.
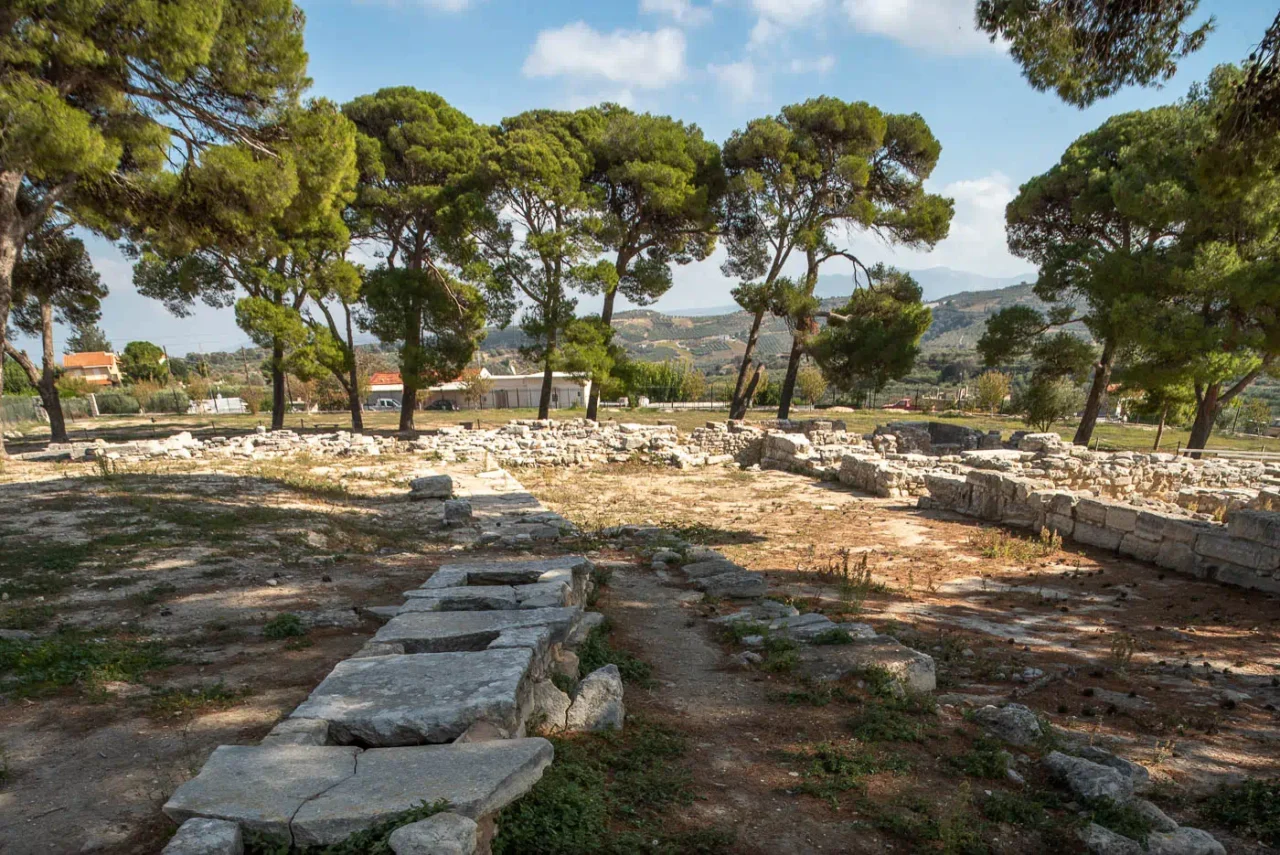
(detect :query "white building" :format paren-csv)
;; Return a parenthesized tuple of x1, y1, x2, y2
(365, 368, 591, 410)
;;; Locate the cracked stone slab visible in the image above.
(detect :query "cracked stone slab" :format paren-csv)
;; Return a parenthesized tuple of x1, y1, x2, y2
(289, 650, 533, 746)
(162, 745, 361, 839)
(796, 637, 936, 693)
(373, 607, 582, 654)
(422, 556, 592, 590)
(291, 739, 553, 846)
(401, 580, 575, 612)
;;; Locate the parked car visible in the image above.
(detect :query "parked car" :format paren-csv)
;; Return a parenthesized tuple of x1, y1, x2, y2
(425, 399, 457, 411)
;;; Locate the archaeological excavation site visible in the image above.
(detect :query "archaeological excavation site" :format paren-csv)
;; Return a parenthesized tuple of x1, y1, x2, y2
(0, 416, 1276, 854)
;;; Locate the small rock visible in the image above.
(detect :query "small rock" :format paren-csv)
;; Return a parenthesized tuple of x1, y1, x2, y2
(527, 680, 572, 733)
(441, 499, 473, 527)
(161, 818, 243, 855)
(1146, 827, 1226, 855)
(972, 703, 1044, 747)
(1130, 798, 1178, 833)
(730, 651, 763, 667)
(1078, 822, 1142, 855)
(409, 475, 453, 500)
(388, 812, 478, 855)
(565, 665, 625, 732)
(1045, 751, 1133, 804)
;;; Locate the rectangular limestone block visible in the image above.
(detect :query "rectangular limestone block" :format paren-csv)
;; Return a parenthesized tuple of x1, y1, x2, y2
(1048, 492, 1080, 517)
(1211, 564, 1280, 594)
(1155, 541, 1199, 576)
(1105, 505, 1139, 533)
(1073, 521, 1123, 552)
(1227, 509, 1280, 549)
(291, 739, 554, 847)
(1118, 532, 1162, 563)
(1162, 518, 1210, 545)
(1046, 512, 1075, 537)
(1074, 498, 1112, 526)
(1195, 532, 1280, 572)
(1135, 510, 1179, 542)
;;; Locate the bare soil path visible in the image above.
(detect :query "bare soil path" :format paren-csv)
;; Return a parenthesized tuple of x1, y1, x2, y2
(605, 563, 901, 854)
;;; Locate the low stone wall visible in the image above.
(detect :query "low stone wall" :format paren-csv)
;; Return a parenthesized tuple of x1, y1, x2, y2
(918, 468, 1280, 595)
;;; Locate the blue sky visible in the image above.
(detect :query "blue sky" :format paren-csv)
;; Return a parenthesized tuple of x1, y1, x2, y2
(30, 0, 1279, 357)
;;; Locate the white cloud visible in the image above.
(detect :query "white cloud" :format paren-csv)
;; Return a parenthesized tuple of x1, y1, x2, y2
(640, 0, 713, 26)
(788, 54, 835, 74)
(748, 0, 826, 46)
(842, 0, 1002, 55)
(833, 172, 1027, 276)
(707, 60, 762, 105)
(523, 23, 687, 89)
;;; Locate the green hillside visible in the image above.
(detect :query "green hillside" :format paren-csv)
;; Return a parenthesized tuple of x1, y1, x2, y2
(472, 281, 1064, 374)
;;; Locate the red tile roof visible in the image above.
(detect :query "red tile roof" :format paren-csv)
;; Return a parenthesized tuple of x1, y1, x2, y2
(368, 372, 402, 387)
(63, 351, 117, 369)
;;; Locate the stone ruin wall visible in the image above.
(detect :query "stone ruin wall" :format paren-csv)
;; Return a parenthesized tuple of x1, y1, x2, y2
(754, 421, 1280, 596)
(27, 415, 1280, 595)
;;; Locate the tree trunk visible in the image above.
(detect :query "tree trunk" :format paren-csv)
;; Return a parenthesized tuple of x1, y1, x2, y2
(270, 338, 286, 431)
(3, 341, 65, 442)
(777, 335, 804, 420)
(730, 308, 766, 419)
(345, 305, 363, 433)
(0, 209, 19, 458)
(1187, 384, 1220, 451)
(743, 363, 764, 409)
(39, 299, 68, 443)
(538, 335, 555, 421)
(1072, 339, 1116, 446)
(585, 287, 619, 422)
(1153, 405, 1167, 451)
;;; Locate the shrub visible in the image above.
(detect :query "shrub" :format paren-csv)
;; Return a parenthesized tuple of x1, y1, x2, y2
(262, 613, 306, 640)
(1201, 778, 1280, 846)
(94, 391, 141, 415)
(144, 389, 189, 414)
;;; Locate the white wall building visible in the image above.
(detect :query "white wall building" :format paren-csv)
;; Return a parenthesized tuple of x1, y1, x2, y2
(365, 368, 591, 410)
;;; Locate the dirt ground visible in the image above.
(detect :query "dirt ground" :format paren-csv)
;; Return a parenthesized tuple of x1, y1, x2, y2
(0, 453, 500, 854)
(524, 463, 1280, 854)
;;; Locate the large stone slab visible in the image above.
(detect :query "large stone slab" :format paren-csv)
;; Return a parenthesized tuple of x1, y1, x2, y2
(163, 745, 360, 838)
(423, 556, 591, 590)
(373, 607, 582, 654)
(401, 586, 521, 611)
(694, 571, 767, 599)
(289, 650, 532, 746)
(292, 739, 553, 846)
(796, 637, 936, 693)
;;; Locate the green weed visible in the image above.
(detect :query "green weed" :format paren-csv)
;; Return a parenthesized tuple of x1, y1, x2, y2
(0, 629, 169, 697)
(262, 613, 306, 640)
(148, 682, 248, 719)
(493, 719, 731, 854)
(789, 742, 906, 807)
(1200, 778, 1280, 846)
(577, 622, 654, 688)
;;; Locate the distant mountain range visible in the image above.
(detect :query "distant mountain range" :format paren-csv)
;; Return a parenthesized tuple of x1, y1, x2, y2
(663, 267, 1035, 316)
(474, 268, 1053, 374)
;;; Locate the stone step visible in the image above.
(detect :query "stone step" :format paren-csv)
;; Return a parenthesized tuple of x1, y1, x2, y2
(424, 556, 592, 601)
(164, 739, 553, 847)
(400, 579, 575, 612)
(373, 606, 582, 655)
(289, 649, 533, 746)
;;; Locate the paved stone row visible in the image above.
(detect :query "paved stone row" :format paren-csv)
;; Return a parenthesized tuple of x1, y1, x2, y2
(161, 481, 620, 853)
